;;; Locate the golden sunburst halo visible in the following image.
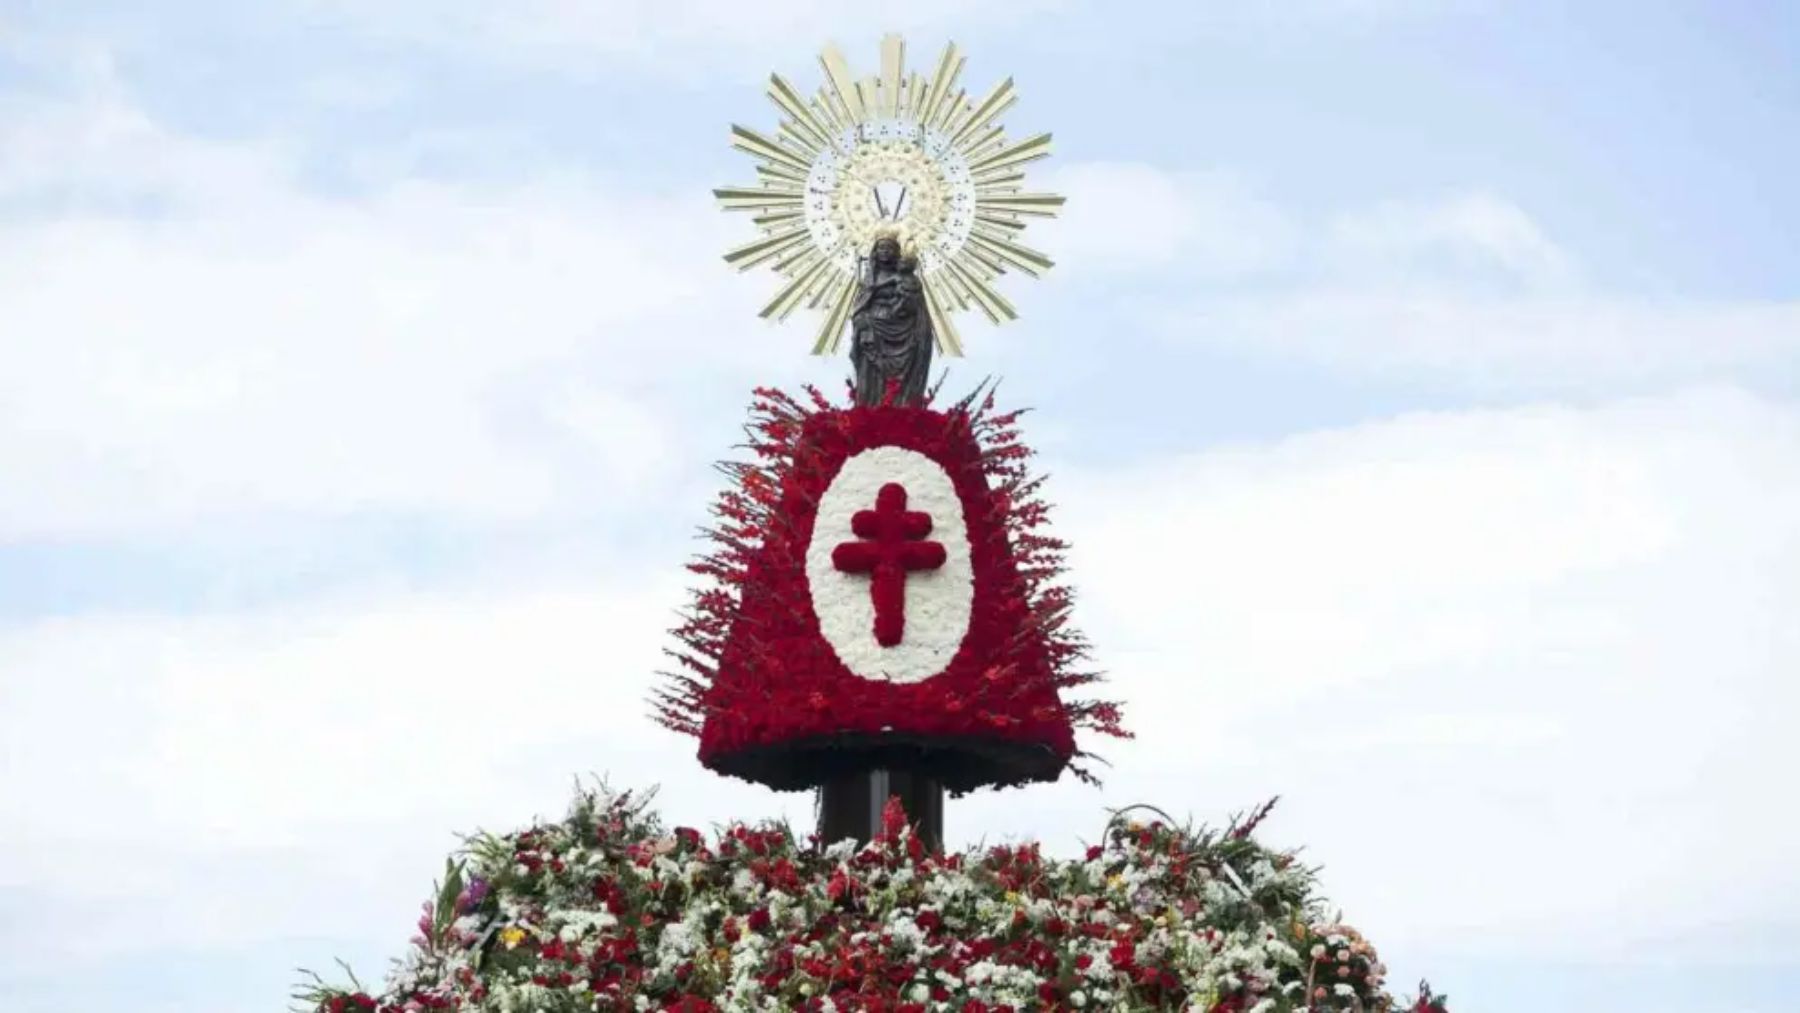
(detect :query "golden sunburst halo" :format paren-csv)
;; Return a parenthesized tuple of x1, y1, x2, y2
(715, 34, 1066, 357)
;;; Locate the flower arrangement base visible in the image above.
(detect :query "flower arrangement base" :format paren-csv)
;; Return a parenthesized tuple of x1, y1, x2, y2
(296, 782, 1453, 1013)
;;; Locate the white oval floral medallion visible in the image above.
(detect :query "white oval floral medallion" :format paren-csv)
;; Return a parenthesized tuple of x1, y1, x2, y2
(804, 446, 974, 684)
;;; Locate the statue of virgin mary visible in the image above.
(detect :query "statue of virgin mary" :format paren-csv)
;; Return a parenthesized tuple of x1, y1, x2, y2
(849, 232, 934, 407)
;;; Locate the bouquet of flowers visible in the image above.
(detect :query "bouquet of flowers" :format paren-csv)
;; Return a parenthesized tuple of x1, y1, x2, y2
(295, 784, 1448, 1013)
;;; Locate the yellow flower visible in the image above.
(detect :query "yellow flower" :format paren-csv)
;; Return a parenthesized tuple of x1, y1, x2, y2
(499, 926, 527, 949)
(1005, 891, 1021, 904)
(1106, 874, 1124, 890)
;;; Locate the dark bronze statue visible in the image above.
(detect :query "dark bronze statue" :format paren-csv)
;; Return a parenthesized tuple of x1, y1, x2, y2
(850, 234, 934, 407)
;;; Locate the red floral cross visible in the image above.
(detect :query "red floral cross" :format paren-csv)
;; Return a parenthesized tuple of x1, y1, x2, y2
(830, 482, 947, 646)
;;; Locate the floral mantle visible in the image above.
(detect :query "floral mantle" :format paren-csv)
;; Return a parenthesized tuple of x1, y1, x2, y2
(295, 784, 1451, 1013)
(653, 385, 1129, 793)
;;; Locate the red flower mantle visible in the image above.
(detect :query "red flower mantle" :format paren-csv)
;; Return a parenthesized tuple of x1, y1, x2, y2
(654, 385, 1128, 793)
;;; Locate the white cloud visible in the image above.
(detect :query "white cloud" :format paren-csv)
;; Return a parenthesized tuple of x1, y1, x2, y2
(1058, 166, 1800, 390)
(1046, 385, 1800, 962)
(288, 0, 1066, 76)
(0, 84, 800, 539)
(1040, 162, 1298, 278)
(0, 576, 813, 962)
(1036, 169, 1575, 292)
(298, 68, 415, 111)
(1323, 191, 1578, 288)
(1175, 290, 1800, 390)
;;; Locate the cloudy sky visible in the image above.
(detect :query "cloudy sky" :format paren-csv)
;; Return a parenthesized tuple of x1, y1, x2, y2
(2, 2, 1797, 1011)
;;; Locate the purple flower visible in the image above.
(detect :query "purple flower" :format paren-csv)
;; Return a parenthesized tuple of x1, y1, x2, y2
(458, 877, 490, 913)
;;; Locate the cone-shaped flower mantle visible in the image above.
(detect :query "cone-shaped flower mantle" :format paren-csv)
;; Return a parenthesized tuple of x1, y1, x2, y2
(655, 386, 1128, 793)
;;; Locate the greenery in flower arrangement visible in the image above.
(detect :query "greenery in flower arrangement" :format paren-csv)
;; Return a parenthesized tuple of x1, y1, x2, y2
(294, 783, 1448, 1013)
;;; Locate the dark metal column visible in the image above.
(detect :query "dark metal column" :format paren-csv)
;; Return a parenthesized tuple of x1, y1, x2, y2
(817, 768, 943, 852)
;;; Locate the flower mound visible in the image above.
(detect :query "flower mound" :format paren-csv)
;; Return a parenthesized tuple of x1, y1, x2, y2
(296, 786, 1450, 1013)
(654, 385, 1129, 793)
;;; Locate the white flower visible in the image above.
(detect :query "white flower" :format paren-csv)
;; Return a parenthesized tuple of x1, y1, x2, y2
(1082, 950, 1115, 982)
(885, 912, 928, 953)
(803, 446, 975, 684)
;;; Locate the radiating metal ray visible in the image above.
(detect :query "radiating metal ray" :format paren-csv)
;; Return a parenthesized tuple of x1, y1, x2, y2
(818, 44, 866, 125)
(775, 121, 823, 158)
(971, 133, 1053, 174)
(951, 78, 1017, 147)
(714, 186, 804, 210)
(972, 212, 1027, 233)
(961, 127, 1009, 163)
(945, 255, 1016, 323)
(752, 209, 806, 229)
(724, 227, 811, 270)
(922, 282, 964, 356)
(721, 38, 1063, 357)
(959, 243, 1009, 278)
(919, 44, 961, 125)
(811, 275, 858, 355)
(858, 77, 878, 120)
(811, 94, 846, 136)
(968, 231, 1053, 277)
(730, 125, 812, 175)
(974, 172, 1027, 192)
(933, 265, 974, 312)
(754, 163, 807, 186)
(880, 34, 904, 120)
(975, 192, 1066, 216)
(761, 252, 833, 321)
(934, 89, 968, 133)
(771, 240, 826, 275)
(768, 74, 833, 150)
